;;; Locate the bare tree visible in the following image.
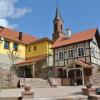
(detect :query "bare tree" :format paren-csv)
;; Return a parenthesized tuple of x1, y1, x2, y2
(7, 50, 20, 85)
(7, 50, 20, 67)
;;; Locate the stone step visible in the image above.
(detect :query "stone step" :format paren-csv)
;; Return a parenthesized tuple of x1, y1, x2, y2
(20, 78, 50, 88)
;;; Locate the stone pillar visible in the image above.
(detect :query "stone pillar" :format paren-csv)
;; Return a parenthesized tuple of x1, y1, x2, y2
(73, 63, 77, 86)
(82, 68, 85, 85)
(53, 67, 58, 78)
(32, 63, 35, 78)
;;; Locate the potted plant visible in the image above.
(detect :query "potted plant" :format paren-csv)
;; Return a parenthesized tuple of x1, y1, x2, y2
(21, 84, 34, 99)
(82, 82, 96, 95)
(85, 82, 92, 88)
(24, 84, 31, 92)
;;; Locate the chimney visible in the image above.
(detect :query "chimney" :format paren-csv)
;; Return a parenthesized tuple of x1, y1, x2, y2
(0, 26, 4, 32)
(19, 32, 23, 41)
(65, 28, 72, 38)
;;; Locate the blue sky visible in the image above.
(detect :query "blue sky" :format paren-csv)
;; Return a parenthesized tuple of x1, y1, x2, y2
(0, 0, 100, 39)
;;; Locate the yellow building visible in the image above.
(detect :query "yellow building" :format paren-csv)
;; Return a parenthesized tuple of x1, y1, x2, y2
(0, 26, 53, 78)
(0, 26, 37, 62)
(16, 37, 53, 78)
(26, 37, 53, 59)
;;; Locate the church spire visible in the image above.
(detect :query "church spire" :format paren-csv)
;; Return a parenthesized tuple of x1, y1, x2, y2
(54, 5, 63, 22)
(52, 2, 64, 41)
(52, 3, 64, 41)
(55, 6, 61, 20)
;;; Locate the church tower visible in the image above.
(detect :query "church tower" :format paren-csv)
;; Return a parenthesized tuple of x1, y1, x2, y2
(52, 6, 64, 41)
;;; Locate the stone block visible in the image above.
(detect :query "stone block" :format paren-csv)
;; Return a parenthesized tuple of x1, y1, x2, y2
(82, 88, 96, 95)
(89, 95, 100, 100)
(21, 91, 34, 99)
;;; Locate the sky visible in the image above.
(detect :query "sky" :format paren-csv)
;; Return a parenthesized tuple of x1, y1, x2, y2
(0, 0, 100, 39)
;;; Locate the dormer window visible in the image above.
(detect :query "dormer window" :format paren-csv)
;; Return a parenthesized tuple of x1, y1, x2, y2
(4, 40, 10, 49)
(13, 43, 18, 51)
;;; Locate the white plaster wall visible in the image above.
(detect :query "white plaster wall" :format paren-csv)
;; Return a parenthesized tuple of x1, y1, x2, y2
(0, 54, 24, 68)
(54, 41, 90, 67)
(90, 37, 100, 65)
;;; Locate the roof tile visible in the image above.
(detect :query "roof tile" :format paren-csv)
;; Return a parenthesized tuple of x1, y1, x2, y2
(52, 28, 97, 48)
(0, 27, 37, 44)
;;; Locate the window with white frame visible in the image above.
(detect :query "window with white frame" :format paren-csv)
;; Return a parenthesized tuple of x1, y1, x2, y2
(68, 49, 74, 58)
(58, 51, 64, 60)
(77, 47, 84, 57)
(65, 52, 68, 59)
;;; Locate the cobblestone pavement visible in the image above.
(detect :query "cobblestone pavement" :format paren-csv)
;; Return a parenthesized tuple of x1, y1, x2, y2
(0, 86, 99, 99)
(0, 88, 22, 97)
(32, 86, 85, 98)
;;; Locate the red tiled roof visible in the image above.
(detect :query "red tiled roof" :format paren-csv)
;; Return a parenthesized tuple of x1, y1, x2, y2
(16, 55, 47, 65)
(0, 27, 38, 45)
(29, 37, 54, 45)
(52, 28, 97, 48)
(64, 59, 92, 69)
(75, 60, 92, 69)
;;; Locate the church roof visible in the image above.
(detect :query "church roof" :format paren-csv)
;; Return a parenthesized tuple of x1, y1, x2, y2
(52, 28, 98, 48)
(54, 6, 63, 22)
(55, 6, 61, 19)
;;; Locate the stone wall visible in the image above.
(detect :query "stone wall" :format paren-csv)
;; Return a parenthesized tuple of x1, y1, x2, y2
(0, 67, 19, 88)
(90, 71, 100, 85)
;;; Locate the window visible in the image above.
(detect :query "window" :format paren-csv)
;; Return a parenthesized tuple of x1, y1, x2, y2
(34, 46, 37, 51)
(4, 40, 10, 49)
(58, 51, 64, 60)
(68, 49, 74, 58)
(91, 48, 95, 57)
(76, 70, 82, 77)
(28, 47, 31, 52)
(78, 47, 84, 57)
(61, 25, 63, 31)
(54, 24, 57, 32)
(65, 52, 68, 59)
(13, 43, 18, 51)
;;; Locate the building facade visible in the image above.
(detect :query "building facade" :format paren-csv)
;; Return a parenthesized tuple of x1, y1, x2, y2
(0, 26, 53, 78)
(0, 26, 36, 68)
(52, 7, 100, 85)
(16, 38, 53, 78)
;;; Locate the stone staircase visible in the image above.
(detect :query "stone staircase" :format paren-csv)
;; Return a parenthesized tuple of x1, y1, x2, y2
(20, 78, 50, 88)
(90, 71, 100, 85)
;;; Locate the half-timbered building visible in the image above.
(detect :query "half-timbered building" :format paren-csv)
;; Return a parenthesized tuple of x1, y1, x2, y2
(51, 6, 100, 85)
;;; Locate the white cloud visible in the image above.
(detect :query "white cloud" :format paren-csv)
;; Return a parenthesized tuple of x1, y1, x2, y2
(0, 0, 31, 28)
(0, 18, 18, 29)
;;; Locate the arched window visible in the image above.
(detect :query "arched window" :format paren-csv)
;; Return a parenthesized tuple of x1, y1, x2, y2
(29, 47, 31, 52)
(34, 46, 37, 51)
(54, 24, 57, 32)
(61, 25, 63, 31)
